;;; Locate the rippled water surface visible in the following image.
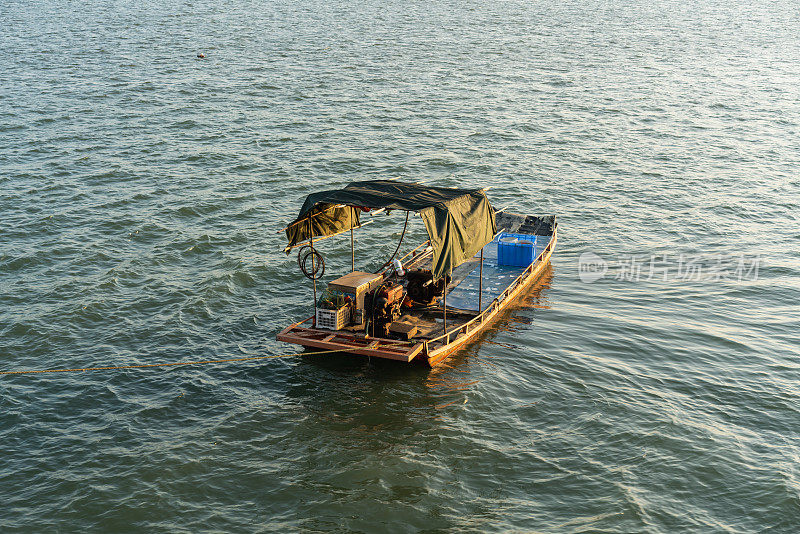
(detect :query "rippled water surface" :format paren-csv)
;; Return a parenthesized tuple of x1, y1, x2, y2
(2, 0, 799, 531)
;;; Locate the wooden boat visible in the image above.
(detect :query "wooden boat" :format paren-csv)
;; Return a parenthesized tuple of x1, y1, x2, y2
(276, 180, 557, 367)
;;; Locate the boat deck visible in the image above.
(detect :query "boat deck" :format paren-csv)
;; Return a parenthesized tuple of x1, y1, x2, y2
(443, 236, 551, 312)
(327, 227, 551, 342)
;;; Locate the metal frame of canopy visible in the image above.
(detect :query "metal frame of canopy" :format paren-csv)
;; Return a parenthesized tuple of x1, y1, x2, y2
(280, 182, 495, 331)
(283, 181, 495, 278)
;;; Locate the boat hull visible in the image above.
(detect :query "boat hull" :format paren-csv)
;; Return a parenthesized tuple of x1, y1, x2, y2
(276, 224, 557, 367)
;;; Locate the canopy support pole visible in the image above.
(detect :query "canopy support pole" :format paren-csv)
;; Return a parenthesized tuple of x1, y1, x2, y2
(310, 216, 317, 327)
(478, 248, 484, 312)
(443, 281, 447, 341)
(350, 211, 355, 272)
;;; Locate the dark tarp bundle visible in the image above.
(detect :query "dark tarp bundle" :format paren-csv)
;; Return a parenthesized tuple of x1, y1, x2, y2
(284, 204, 361, 251)
(284, 180, 497, 280)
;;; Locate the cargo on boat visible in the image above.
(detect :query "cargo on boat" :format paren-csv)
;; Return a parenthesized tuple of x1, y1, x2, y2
(276, 180, 557, 367)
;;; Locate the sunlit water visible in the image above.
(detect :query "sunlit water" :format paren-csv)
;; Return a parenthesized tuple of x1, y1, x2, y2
(2, 0, 799, 531)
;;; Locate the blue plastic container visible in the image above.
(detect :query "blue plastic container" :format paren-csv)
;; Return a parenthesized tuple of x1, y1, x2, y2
(497, 233, 538, 267)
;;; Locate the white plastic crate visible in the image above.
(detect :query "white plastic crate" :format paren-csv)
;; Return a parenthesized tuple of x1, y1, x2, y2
(315, 307, 349, 330)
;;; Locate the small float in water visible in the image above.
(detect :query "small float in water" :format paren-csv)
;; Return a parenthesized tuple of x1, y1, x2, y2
(276, 180, 557, 367)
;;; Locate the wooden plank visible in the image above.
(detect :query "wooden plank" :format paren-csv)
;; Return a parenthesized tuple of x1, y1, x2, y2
(276, 329, 423, 362)
(404, 343, 424, 361)
(287, 327, 410, 347)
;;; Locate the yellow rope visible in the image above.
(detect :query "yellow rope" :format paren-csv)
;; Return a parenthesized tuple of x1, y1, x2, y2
(0, 348, 343, 376)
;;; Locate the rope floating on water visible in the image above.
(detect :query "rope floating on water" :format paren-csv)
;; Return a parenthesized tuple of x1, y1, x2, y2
(0, 349, 342, 376)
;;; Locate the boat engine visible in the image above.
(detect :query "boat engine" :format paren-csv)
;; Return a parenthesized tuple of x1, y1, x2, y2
(405, 269, 450, 305)
(364, 282, 404, 337)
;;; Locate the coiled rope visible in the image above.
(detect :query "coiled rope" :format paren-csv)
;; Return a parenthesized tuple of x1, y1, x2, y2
(0, 348, 342, 376)
(297, 245, 325, 280)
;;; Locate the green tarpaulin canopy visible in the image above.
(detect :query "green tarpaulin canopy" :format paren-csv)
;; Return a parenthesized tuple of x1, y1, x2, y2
(284, 180, 497, 280)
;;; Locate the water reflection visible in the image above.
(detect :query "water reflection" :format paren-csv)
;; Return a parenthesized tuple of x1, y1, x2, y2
(274, 262, 555, 455)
